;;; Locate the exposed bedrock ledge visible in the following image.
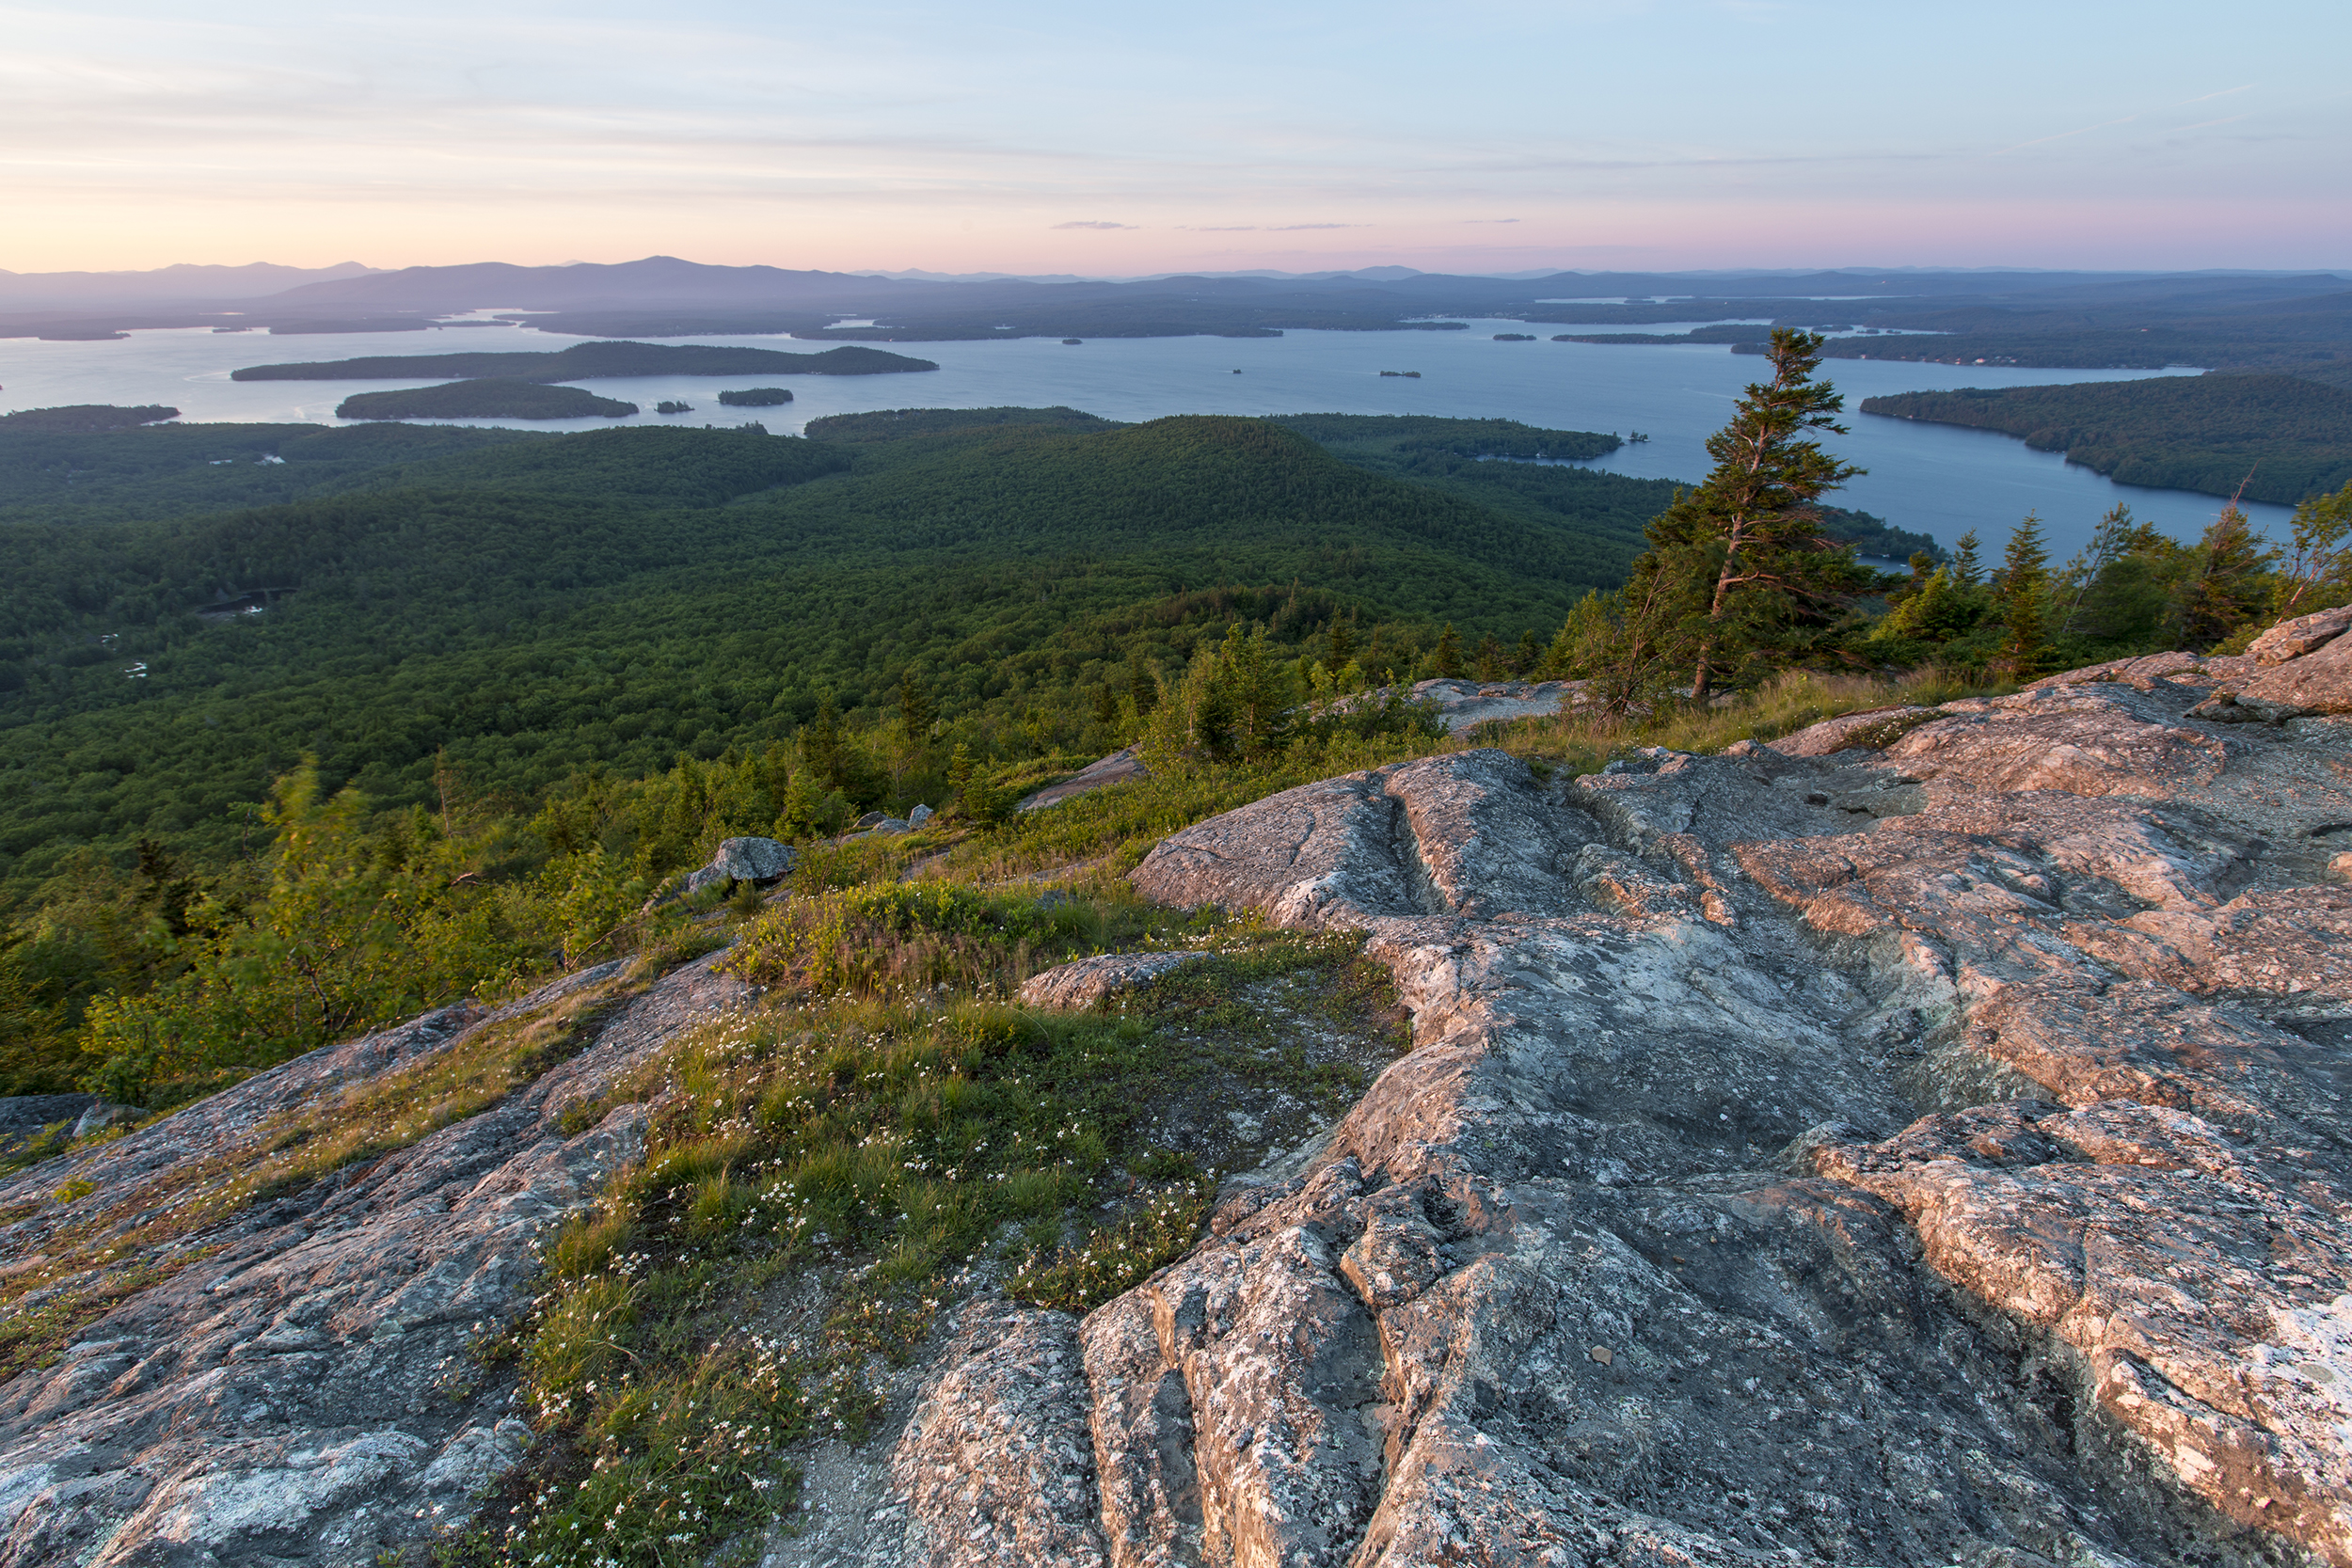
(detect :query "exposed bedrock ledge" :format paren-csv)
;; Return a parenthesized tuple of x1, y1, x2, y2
(902, 663, 2352, 1566)
(0, 954, 755, 1567)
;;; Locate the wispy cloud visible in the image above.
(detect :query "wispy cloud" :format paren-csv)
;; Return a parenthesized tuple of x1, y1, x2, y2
(2175, 84, 2255, 106)
(1995, 115, 2137, 155)
(1052, 220, 1135, 230)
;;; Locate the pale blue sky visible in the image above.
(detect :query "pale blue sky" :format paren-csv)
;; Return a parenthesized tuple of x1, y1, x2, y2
(5, 0, 2344, 273)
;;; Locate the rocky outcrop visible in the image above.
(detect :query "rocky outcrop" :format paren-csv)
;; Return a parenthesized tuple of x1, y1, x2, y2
(1338, 678, 1594, 735)
(1019, 750, 1151, 813)
(2190, 606, 2352, 721)
(899, 641, 2352, 1566)
(1015, 952, 1210, 1010)
(0, 952, 753, 1566)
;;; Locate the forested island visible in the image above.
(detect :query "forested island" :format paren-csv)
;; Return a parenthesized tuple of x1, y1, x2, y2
(232, 341, 938, 383)
(334, 379, 640, 420)
(0, 404, 181, 433)
(718, 387, 794, 406)
(1862, 373, 2352, 504)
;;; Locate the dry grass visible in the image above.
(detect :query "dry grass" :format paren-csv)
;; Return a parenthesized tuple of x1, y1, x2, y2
(1482, 665, 2012, 773)
(0, 970, 646, 1383)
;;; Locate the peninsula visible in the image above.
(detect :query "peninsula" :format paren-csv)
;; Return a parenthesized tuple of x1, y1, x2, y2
(1861, 372, 2352, 504)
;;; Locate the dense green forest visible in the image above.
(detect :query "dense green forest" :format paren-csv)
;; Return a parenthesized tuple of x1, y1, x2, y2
(7, 380, 2344, 1112)
(0, 413, 1638, 887)
(717, 387, 793, 406)
(1861, 374, 2352, 505)
(0, 421, 786, 524)
(230, 341, 938, 383)
(336, 380, 640, 420)
(0, 407, 1673, 1098)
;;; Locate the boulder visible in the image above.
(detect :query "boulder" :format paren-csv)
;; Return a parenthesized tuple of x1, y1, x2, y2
(2182, 605, 2352, 721)
(909, 803, 933, 827)
(69, 1101, 136, 1139)
(2249, 603, 2352, 665)
(1015, 951, 1209, 1010)
(2219, 627, 2352, 719)
(711, 835, 796, 883)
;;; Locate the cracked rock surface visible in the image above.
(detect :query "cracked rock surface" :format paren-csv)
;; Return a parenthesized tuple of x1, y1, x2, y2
(900, 648, 2352, 1567)
(0, 952, 753, 1567)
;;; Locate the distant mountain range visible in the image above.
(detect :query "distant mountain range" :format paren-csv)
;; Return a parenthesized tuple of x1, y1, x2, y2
(3, 257, 2347, 382)
(0, 261, 379, 309)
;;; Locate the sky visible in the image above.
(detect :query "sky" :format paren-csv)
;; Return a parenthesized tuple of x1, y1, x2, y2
(5, 0, 2347, 277)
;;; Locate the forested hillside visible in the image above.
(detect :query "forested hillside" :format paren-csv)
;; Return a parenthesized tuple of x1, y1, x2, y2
(1861, 373, 2352, 504)
(0, 413, 1641, 891)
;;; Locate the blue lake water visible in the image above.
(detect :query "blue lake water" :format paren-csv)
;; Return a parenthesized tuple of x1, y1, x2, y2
(0, 316, 2290, 562)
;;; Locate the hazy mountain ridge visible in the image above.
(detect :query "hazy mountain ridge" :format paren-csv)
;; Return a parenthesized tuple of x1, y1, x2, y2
(8, 259, 2348, 369)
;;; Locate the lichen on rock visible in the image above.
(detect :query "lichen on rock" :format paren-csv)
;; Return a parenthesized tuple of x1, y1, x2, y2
(897, 638, 2352, 1567)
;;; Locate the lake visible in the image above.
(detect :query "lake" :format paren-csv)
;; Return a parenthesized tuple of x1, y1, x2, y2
(0, 316, 2291, 562)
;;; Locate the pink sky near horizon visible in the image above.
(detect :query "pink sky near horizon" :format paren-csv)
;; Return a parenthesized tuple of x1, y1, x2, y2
(3, 0, 2345, 277)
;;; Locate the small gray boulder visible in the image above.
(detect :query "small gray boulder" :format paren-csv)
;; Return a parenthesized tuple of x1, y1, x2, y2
(712, 836, 797, 884)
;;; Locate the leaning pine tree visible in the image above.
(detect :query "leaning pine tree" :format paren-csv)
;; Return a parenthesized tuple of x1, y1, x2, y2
(1627, 329, 1867, 703)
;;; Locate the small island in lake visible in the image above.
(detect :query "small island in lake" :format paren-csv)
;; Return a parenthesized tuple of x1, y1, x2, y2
(655, 401, 694, 415)
(1061, 338, 1083, 345)
(335, 380, 639, 421)
(235, 341, 938, 384)
(1378, 370, 1422, 378)
(717, 388, 794, 406)
(1493, 333, 1536, 341)
(0, 404, 181, 433)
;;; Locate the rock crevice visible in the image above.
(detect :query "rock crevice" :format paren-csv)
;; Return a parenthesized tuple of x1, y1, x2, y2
(907, 641, 2352, 1566)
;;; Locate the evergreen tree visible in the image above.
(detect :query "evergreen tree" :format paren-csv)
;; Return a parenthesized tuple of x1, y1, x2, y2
(1948, 531, 1983, 586)
(1126, 646, 1159, 717)
(802, 694, 845, 790)
(2057, 504, 2139, 636)
(777, 766, 823, 839)
(1545, 591, 1615, 678)
(1326, 611, 1358, 673)
(1434, 623, 1466, 678)
(1996, 514, 2051, 675)
(897, 670, 934, 737)
(1141, 641, 1239, 764)
(1627, 330, 1865, 701)
(1878, 564, 1986, 644)
(1218, 624, 1293, 759)
(1515, 629, 1540, 675)
(1473, 632, 1505, 680)
(2169, 502, 2275, 649)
